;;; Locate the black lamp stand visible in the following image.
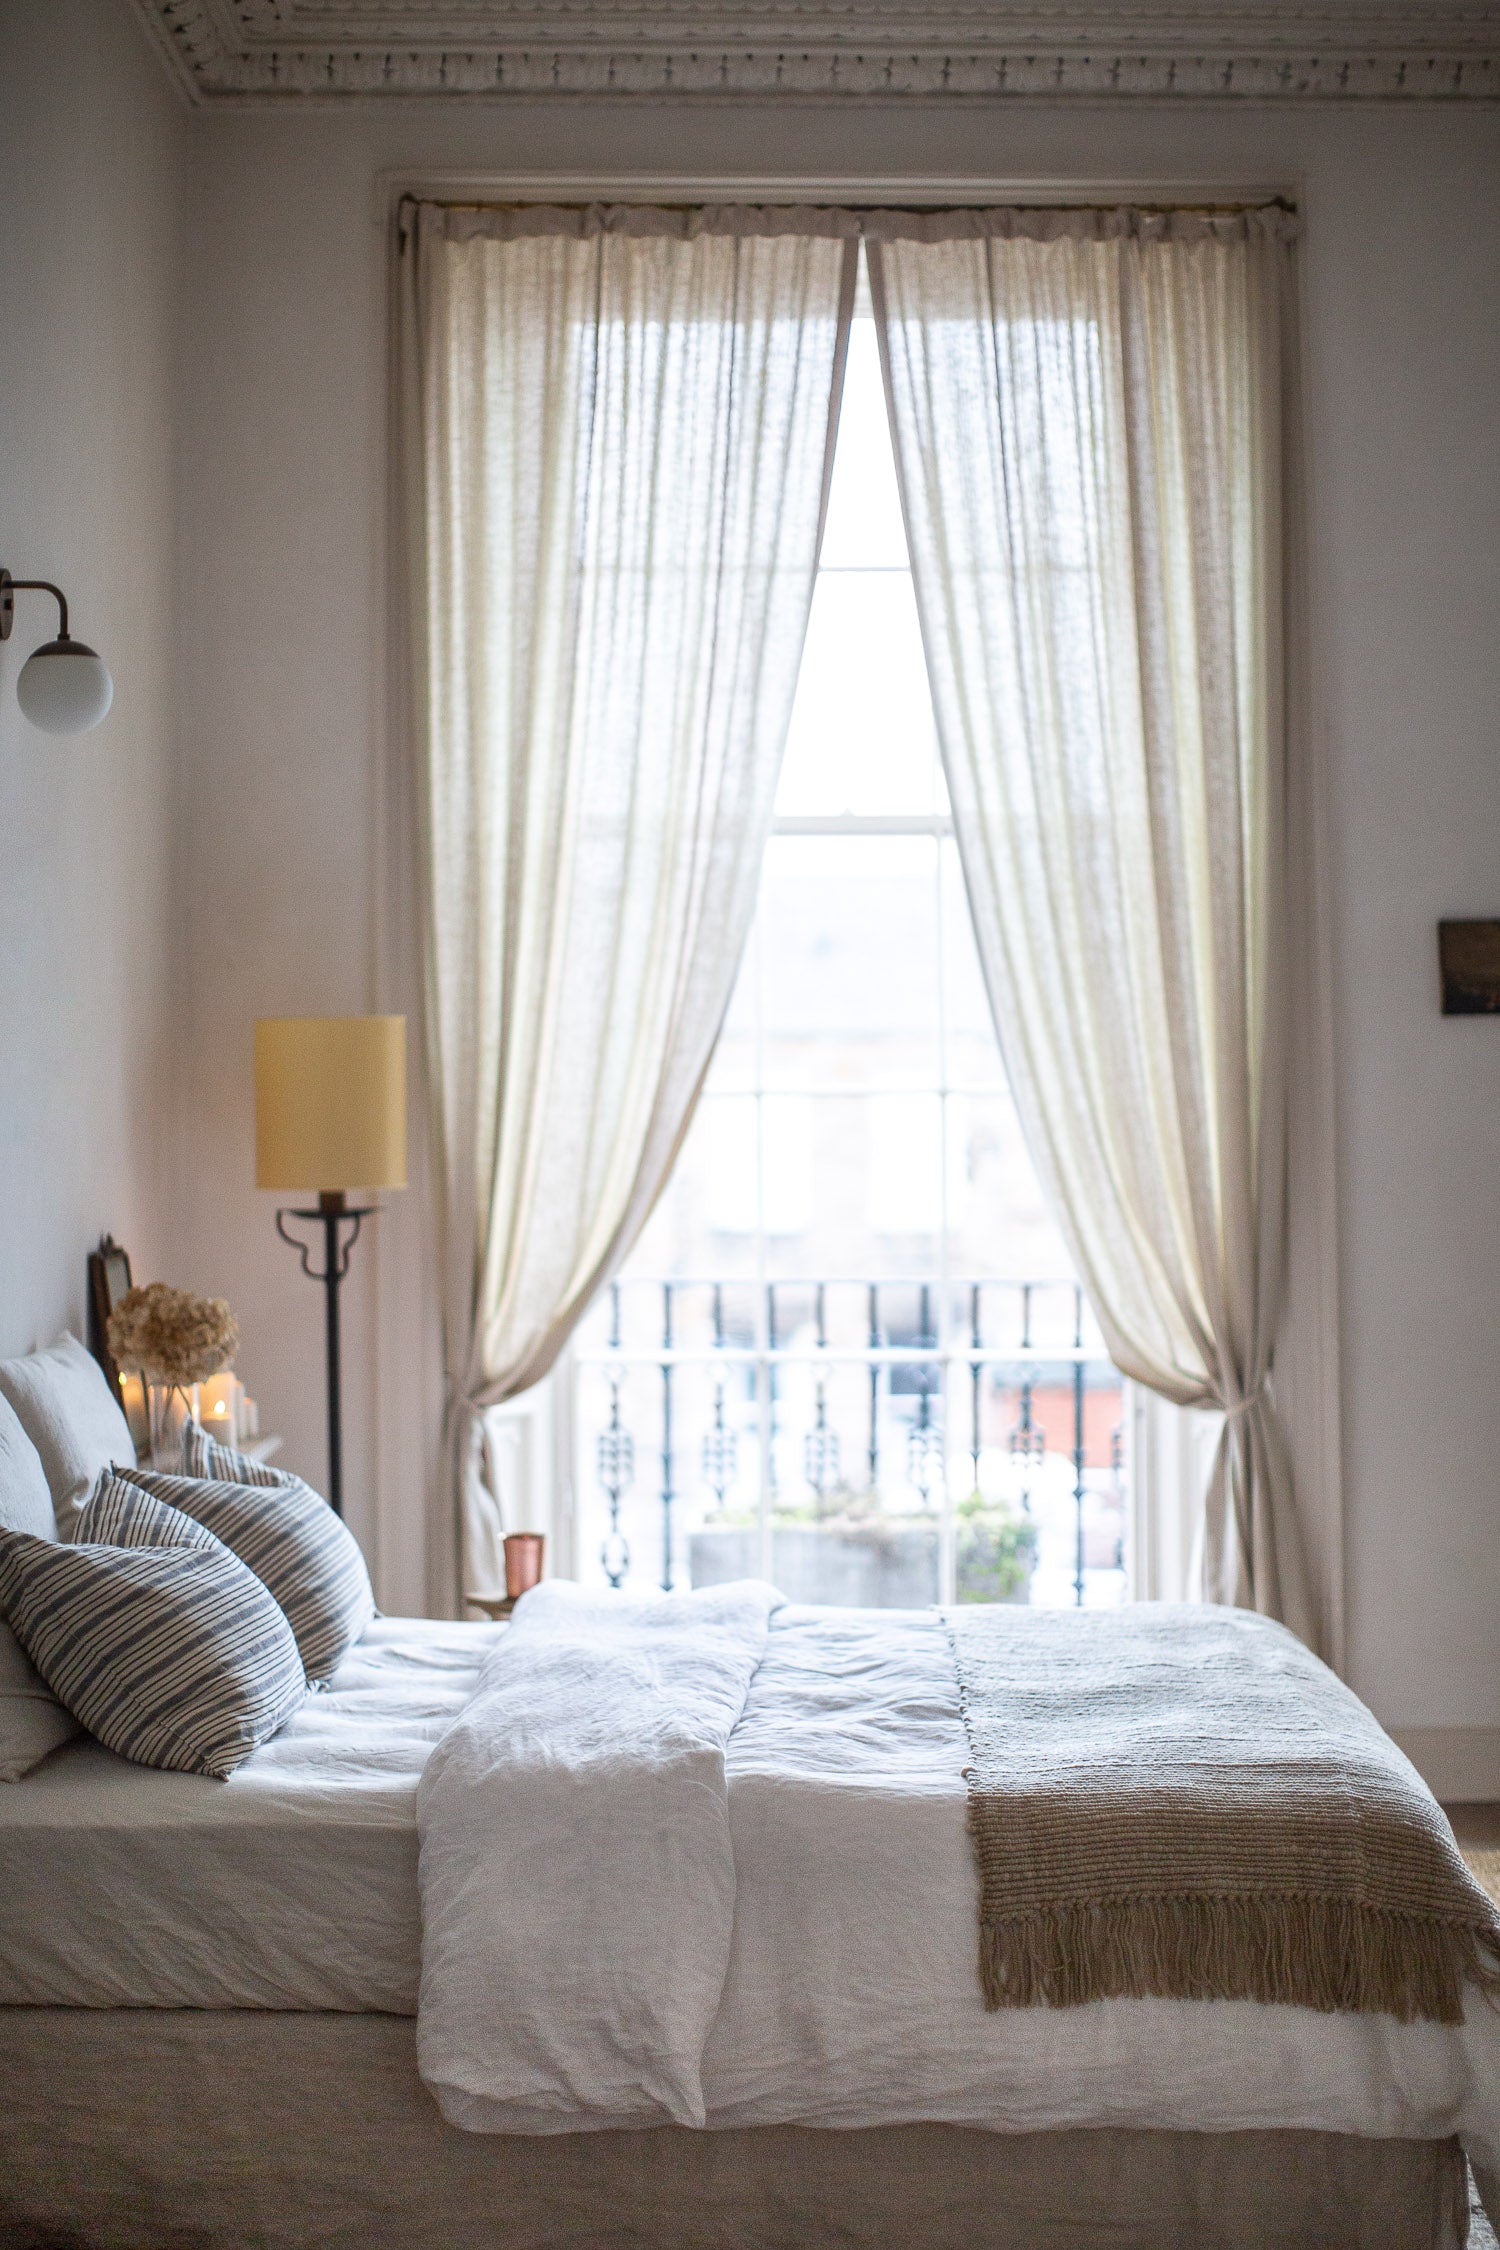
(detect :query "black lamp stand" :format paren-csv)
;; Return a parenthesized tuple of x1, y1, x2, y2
(273, 1190, 374, 1517)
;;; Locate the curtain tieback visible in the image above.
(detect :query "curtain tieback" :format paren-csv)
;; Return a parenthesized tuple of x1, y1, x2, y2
(1222, 1385, 1268, 1423)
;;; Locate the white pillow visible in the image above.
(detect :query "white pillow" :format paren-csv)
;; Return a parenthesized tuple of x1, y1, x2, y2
(0, 1334, 136, 1539)
(0, 1392, 56, 1540)
(0, 1397, 80, 1777)
(0, 1619, 81, 1781)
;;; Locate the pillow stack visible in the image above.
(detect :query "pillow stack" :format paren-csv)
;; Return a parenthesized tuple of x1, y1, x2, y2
(119, 1429, 375, 1686)
(0, 1476, 305, 1779)
(0, 1349, 377, 1783)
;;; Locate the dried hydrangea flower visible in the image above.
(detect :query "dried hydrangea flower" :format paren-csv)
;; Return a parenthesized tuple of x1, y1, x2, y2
(107, 1282, 240, 1390)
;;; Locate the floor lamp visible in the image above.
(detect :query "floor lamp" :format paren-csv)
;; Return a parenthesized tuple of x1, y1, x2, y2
(255, 1016, 407, 1518)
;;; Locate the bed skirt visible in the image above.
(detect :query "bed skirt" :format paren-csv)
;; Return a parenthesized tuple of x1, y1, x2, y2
(0, 2007, 1472, 2250)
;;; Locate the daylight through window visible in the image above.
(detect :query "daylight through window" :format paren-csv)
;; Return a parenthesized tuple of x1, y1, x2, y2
(572, 255, 1128, 1608)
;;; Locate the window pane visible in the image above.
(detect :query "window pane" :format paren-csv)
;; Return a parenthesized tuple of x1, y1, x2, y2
(946, 1092, 1075, 1288)
(819, 315, 908, 570)
(940, 837, 1006, 1090)
(624, 1095, 761, 1281)
(759, 834, 940, 1088)
(776, 572, 940, 818)
(867, 1093, 943, 1239)
(701, 926, 757, 1093)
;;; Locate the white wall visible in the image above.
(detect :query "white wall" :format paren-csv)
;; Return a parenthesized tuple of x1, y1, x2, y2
(0, 3, 183, 1361)
(167, 97, 1500, 1755)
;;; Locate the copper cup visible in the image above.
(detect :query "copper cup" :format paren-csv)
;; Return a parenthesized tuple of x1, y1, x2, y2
(503, 1532, 545, 1601)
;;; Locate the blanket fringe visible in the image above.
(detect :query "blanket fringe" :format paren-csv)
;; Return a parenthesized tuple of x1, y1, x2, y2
(977, 1892, 1500, 2023)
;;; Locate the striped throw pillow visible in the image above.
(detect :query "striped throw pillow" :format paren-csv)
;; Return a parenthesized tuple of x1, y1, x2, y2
(77, 1476, 223, 1553)
(117, 1465, 375, 1686)
(180, 1418, 293, 1490)
(0, 1477, 305, 1779)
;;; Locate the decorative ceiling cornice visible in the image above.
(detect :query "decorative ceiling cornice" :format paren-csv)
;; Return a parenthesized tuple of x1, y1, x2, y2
(133, 0, 1500, 102)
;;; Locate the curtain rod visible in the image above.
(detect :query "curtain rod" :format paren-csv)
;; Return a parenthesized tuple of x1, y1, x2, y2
(405, 194, 1295, 215)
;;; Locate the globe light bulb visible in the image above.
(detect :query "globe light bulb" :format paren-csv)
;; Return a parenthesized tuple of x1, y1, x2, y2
(15, 637, 114, 735)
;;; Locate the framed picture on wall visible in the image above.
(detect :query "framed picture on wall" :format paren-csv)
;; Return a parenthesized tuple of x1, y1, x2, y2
(87, 1235, 147, 1451)
(1438, 920, 1500, 1015)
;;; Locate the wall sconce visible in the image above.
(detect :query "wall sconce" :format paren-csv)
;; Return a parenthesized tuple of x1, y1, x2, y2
(0, 569, 113, 735)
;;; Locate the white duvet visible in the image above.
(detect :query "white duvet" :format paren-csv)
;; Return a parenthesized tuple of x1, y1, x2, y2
(416, 1585, 1500, 2176)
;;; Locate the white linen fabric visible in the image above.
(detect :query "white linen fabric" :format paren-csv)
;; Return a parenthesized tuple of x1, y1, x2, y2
(0, 1403, 77, 1779)
(0, 1392, 56, 1540)
(416, 1579, 782, 2131)
(868, 209, 1312, 1641)
(0, 1408, 85, 1777)
(0, 1616, 502, 2010)
(0, 2016, 1474, 2250)
(0, 1621, 79, 1781)
(0, 1596, 1495, 2174)
(414, 1595, 1500, 2175)
(0, 1333, 136, 1539)
(399, 202, 854, 1594)
(709, 1606, 1500, 2177)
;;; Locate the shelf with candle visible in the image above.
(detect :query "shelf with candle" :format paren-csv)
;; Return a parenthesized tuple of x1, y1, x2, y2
(119, 1367, 280, 1471)
(198, 1370, 243, 1449)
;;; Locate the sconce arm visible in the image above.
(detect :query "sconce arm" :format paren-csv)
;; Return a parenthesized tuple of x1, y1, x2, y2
(0, 571, 70, 643)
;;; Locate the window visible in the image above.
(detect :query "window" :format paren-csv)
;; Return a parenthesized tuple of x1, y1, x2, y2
(571, 256, 1127, 1608)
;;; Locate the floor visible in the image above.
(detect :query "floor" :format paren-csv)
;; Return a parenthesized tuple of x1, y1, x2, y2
(1450, 1809, 1500, 2248)
(1446, 1803, 1500, 1849)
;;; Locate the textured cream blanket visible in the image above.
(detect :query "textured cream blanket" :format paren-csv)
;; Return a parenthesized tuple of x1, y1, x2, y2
(947, 1603, 1500, 2024)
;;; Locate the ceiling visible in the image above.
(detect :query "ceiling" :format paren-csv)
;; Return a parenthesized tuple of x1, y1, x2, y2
(134, 0, 1500, 101)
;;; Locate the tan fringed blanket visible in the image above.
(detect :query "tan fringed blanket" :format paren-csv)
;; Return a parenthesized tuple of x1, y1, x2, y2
(946, 1603, 1500, 2024)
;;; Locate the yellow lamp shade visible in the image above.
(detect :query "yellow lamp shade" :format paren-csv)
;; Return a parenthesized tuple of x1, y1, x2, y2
(254, 1016, 407, 1193)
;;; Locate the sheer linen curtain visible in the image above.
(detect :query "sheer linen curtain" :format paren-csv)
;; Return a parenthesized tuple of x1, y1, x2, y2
(400, 203, 854, 1594)
(868, 209, 1316, 1646)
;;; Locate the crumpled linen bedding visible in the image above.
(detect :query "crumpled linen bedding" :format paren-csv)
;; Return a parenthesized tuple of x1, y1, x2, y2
(2, 1591, 1498, 2189)
(0, 1615, 502, 2010)
(416, 1592, 1500, 2180)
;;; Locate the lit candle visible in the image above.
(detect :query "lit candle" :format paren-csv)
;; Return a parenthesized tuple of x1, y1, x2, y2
(118, 1371, 149, 1454)
(197, 1371, 240, 1448)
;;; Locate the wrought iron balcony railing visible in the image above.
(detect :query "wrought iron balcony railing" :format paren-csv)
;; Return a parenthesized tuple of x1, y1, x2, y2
(572, 1276, 1127, 1609)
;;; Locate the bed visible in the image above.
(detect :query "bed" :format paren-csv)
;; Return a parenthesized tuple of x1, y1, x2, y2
(1, 1598, 1496, 2249)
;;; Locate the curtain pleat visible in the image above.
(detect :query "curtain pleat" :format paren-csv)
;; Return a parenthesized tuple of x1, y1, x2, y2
(400, 201, 854, 1595)
(869, 213, 1315, 1644)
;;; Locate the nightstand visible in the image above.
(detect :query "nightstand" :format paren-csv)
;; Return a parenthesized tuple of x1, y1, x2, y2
(464, 1591, 518, 1621)
(139, 1433, 284, 1471)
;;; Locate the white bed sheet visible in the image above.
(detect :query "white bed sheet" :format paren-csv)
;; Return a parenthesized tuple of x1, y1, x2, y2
(0, 1616, 502, 2011)
(3, 1595, 1497, 2175)
(706, 1606, 1500, 2172)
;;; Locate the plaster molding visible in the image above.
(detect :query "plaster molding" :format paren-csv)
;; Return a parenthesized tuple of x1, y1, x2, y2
(134, 0, 1500, 102)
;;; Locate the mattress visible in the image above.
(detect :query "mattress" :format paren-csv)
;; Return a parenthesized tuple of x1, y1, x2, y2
(0, 1616, 503, 2011)
(3, 1599, 1498, 2183)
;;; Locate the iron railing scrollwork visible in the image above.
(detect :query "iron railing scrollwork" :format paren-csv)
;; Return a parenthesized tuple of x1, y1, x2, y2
(577, 1275, 1126, 1605)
